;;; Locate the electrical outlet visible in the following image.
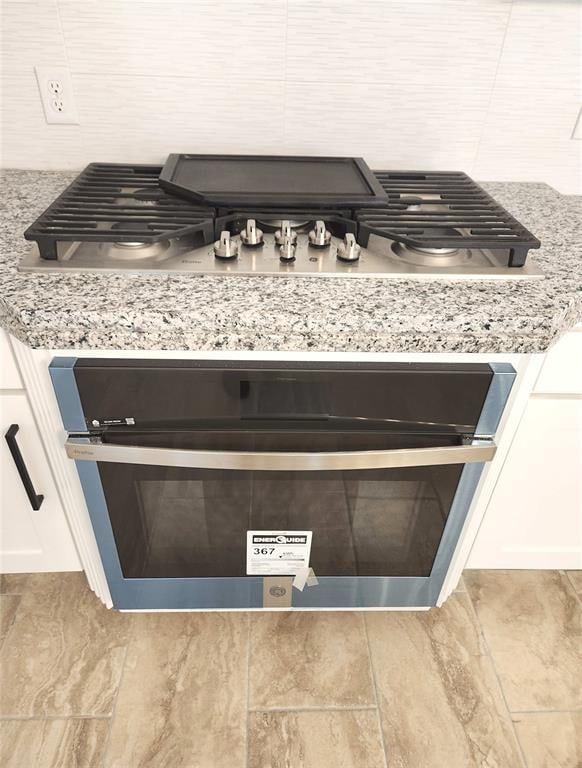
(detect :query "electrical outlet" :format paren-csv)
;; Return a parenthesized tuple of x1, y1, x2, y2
(35, 66, 79, 125)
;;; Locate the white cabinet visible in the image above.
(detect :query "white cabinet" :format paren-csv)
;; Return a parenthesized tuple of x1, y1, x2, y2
(534, 327, 582, 395)
(1, 392, 80, 572)
(0, 328, 22, 389)
(468, 397, 582, 570)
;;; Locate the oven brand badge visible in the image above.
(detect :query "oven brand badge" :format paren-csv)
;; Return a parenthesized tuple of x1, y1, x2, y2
(90, 417, 135, 427)
(252, 535, 307, 545)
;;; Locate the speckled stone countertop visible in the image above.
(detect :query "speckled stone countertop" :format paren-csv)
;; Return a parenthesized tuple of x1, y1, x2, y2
(1, 169, 581, 353)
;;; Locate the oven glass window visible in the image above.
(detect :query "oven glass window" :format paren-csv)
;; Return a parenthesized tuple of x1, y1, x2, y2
(98, 431, 463, 579)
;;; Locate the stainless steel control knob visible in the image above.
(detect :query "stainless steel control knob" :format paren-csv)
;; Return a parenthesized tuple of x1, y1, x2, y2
(337, 233, 361, 262)
(274, 221, 298, 246)
(308, 220, 331, 248)
(240, 219, 264, 247)
(279, 236, 297, 262)
(213, 231, 238, 260)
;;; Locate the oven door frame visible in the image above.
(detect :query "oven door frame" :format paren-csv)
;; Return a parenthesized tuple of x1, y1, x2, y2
(51, 360, 515, 610)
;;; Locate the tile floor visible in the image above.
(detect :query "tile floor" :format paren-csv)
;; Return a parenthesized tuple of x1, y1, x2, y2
(0, 571, 580, 768)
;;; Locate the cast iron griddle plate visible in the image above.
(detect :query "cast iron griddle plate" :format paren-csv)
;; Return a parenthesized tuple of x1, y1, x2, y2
(158, 154, 389, 208)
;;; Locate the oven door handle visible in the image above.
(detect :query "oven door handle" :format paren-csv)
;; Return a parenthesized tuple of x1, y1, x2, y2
(64, 438, 496, 471)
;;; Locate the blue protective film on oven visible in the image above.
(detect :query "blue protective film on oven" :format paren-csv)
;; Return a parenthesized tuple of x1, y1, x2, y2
(49, 357, 85, 432)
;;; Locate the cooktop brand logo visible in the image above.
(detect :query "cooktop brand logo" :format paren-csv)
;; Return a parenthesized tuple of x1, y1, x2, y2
(253, 535, 307, 545)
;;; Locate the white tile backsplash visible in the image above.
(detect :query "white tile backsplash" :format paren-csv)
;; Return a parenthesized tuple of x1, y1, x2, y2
(2, 73, 286, 169)
(473, 84, 582, 192)
(286, 0, 511, 89)
(1, 0, 580, 192)
(493, 0, 582, 92)
(1, 0, 67, 73)
(57, 1, 287, 80)
(284, 81, 490, 170)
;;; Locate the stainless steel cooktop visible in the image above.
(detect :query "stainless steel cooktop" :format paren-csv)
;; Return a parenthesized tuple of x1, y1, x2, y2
(21, 160, 543, 280)
(20, 219, 544, 280)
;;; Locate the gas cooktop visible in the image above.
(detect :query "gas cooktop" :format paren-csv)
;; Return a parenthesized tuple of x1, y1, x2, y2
(21, 157, 543, 280)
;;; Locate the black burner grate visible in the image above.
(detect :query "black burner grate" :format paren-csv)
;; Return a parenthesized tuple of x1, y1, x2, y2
(358, 171, 540, 266)
(24, 163, 215, 259)
(25, 163, 540, 268)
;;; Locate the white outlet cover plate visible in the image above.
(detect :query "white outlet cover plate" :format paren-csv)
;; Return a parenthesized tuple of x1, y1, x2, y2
(35, 66, 79, 125)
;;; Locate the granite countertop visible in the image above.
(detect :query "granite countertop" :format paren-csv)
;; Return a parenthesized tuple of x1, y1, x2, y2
(1, 169, 581, 353)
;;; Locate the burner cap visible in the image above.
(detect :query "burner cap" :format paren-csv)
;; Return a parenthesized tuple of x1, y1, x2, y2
(111, 221, 149, 248)
(257, 218, 310, 231)
(391, 228, 471, 266)
(409, 227, 462, 254)
(134, 187, 166, 202)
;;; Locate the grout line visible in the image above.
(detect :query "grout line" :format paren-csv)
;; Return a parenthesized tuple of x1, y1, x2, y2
(54, 0, 75, 75)
(53, 69, 545, 92)
(563, 571, 582, 609)
(248, 705, 378, 713)
(470, 0, 515, 176)
(100, 639, 130, 768)
(282, 0, 289, 147)
(245, 612, 252, 768)
(463, 583, 530, 768)
(510, 708, 582, 716)
(454, 574, 467, 593)
(0, 715, 112, 721)
(0, 596, 22, 651)
(68, 70, 286, 82)
(362, 615, 389, 768)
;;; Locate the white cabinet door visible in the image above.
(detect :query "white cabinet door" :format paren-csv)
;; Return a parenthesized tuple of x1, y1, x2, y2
(534, 329, 582, 395)
(0, 392, 80, 572)
(0, 329, 22, 390)
(467, 397, 582, 570)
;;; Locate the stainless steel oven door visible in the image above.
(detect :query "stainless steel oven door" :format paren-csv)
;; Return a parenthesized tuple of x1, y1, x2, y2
(66, 429, 495, 610)
(51, 359, 515, 610)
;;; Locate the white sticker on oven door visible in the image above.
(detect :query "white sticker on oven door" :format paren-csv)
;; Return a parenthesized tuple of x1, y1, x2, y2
(246, 531, 312, 576)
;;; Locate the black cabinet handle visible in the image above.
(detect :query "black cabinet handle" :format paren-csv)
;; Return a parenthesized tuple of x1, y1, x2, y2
(4, 424, 44, 511)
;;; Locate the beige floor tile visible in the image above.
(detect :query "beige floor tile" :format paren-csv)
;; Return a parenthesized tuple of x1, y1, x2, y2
(567, 571, 582, 596)
(249, 611, 374, 709)
(0, 595, 20, 645)
(366, 594, 523, 768)
(466, 571, 582, 711)
(455, 575, 467, 592)
(0, 572, 82, 594)
(513, 712, 582, 768)
(104, 612, 248, 768)
(0, 718, 109, 768)
(0, 573, 130, 716)
(248, 710, 386, 768)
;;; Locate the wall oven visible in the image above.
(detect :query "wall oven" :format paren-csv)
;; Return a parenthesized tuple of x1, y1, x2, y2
(50, 359, 514, 610)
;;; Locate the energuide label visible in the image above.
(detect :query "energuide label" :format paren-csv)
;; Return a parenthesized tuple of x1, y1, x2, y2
(246, 531, 312, 576)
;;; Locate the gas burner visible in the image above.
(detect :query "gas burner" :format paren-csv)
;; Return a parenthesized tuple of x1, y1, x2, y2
(391, 227, 470, 266)
(112, 222, 150, 250)
(405, 228, 462, 256)
(391, 241, 473, 267)
(400, 194, 448, 213)
(111, 222, 147, 249)
(114, 240, 147, 248)
(111, 240, 172, 260)
(258, 218, 310, 231)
